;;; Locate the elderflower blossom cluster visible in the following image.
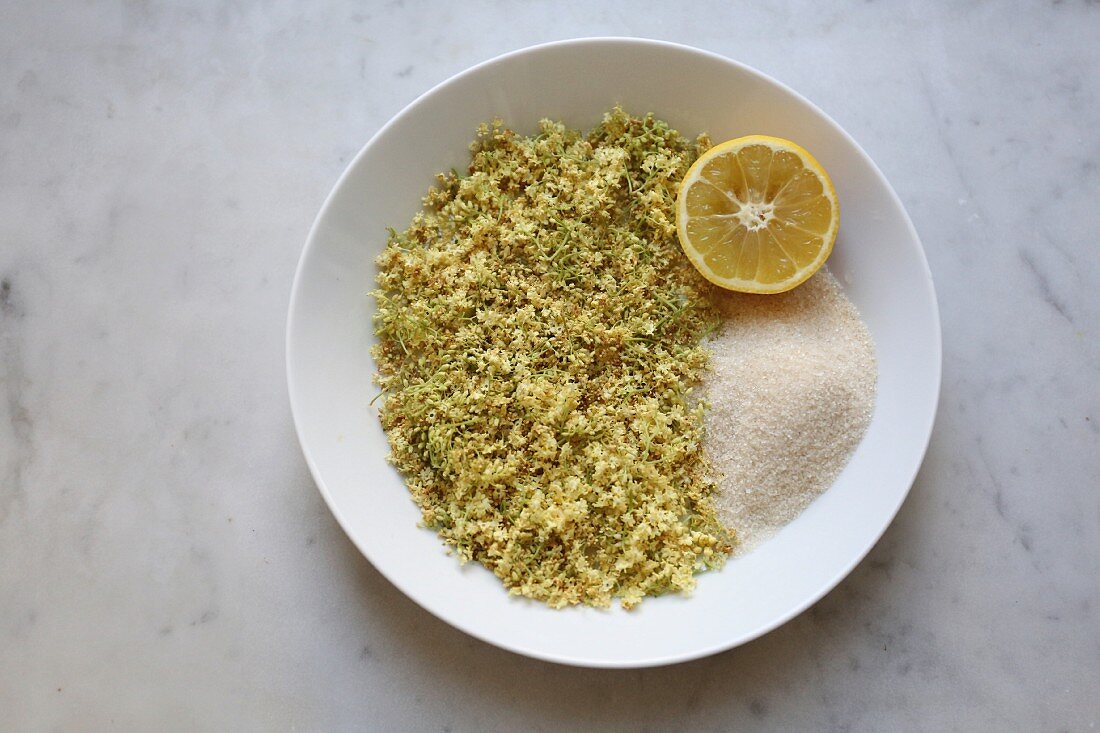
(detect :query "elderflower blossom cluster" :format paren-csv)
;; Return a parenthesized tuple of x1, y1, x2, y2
(372, 108, 732, 609)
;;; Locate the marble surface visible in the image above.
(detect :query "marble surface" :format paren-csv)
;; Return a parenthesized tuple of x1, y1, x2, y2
(2, 1, 1098, 730)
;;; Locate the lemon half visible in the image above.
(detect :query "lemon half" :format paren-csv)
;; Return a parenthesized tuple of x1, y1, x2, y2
(676, 135, 839, 294)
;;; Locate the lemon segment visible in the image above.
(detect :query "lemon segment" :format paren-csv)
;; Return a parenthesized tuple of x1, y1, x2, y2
(676, 135, 839, 294)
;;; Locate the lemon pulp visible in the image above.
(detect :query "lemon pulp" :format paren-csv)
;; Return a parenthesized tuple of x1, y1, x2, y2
(676, 135, 839, 294)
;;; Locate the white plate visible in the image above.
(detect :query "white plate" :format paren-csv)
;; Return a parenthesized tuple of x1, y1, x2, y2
(286, 38, 941, 668)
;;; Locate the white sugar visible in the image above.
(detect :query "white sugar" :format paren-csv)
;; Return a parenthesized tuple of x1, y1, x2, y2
(703, 269, 877, 555)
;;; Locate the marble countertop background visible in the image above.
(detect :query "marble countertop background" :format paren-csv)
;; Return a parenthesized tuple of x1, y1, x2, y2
(2, 1, 1098, 730)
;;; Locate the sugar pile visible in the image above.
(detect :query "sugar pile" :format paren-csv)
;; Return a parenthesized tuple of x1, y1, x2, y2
(703, 269, 877, 555)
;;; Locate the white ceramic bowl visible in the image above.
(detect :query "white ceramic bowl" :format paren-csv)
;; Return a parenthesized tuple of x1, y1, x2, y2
(287, 38, 941, 668)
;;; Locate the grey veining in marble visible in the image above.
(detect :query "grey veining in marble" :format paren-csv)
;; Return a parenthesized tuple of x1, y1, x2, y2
(2, 1, 1098, 731)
